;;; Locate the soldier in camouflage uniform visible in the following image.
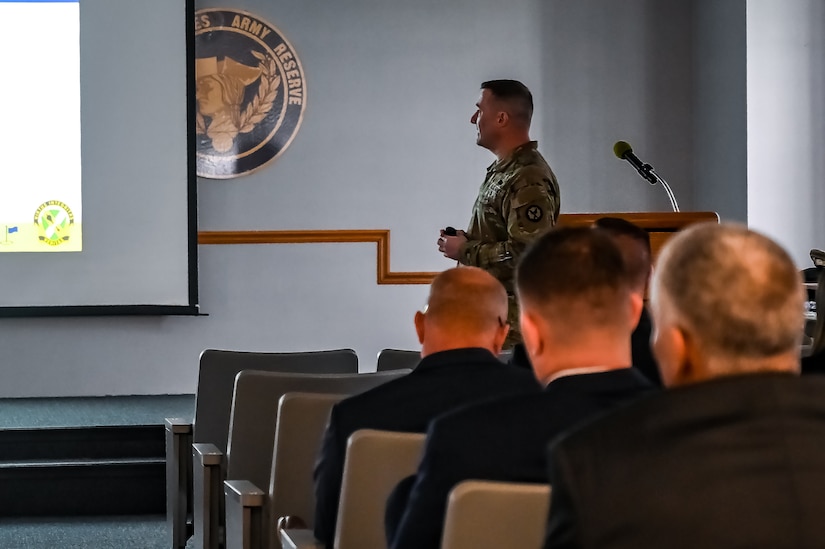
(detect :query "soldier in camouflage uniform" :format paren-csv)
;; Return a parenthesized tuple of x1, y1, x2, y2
(438, 80, 560, 348)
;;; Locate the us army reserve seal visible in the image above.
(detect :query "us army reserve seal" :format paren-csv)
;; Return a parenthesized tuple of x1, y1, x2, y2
(195, 9, 306, 179)
(34, 200, 74, 246)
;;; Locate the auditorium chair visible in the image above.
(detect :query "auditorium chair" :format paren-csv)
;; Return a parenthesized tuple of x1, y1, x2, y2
(439, 480, 551, 549)
(165, 348, 358, 549)
(200, 370, 410, 549)
(375, 348, 420, 371)
(280, 429, 426, 549)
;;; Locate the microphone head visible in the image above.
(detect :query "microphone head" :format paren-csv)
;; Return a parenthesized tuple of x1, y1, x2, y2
(613, 140, 633, 159)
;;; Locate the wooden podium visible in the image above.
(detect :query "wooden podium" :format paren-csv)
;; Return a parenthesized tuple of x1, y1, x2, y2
(557, 211, 720, 260)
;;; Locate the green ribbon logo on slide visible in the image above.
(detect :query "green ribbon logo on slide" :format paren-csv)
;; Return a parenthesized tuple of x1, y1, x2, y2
(34, 201, 74, 246)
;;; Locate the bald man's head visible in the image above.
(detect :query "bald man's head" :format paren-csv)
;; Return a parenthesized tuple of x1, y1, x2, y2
(416, 267, 509, 356)
(651, 223, 804, 384)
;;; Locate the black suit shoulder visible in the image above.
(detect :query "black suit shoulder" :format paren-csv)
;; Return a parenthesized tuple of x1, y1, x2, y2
(331, 350, 539, 435)
(801, 349, 825, 375)
(389, 368, 653, 549)
(554, 373, 825, 455)
(545, 374, 825, 549)
(313, 348, 538, 548)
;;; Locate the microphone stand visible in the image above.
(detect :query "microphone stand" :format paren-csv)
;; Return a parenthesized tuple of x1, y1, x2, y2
(651, 170, 680, 212)
(640, 165, 680, 212)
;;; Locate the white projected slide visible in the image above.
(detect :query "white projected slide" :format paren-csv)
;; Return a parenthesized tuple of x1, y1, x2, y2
(0, 0, 196, 312)
(0, 0, 81, 252)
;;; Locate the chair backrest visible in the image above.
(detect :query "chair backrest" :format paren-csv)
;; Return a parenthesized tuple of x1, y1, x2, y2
(335, 429, 426, 549)
(227, 370, 410, 489)
(439, 480, 551, 549)
(376, 349, 420, 371)
(192, 348, 358, 451)
(267, 392, 347, 548)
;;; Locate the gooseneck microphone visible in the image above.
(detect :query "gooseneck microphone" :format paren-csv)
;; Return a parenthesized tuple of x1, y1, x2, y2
(613, 141, 656, 185)
(612, 140, 680, 212)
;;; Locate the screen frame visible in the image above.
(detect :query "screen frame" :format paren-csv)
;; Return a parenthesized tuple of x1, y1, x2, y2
(0, 0, 199, 318)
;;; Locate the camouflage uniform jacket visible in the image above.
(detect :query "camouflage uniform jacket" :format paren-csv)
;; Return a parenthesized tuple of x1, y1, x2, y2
(459, 141, 560, 294)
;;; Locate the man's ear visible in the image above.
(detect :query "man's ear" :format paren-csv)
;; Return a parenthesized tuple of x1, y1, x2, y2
(496, 110, 508, 126)
(491, 320, 510, 356)
(414, 311, 425, 345)
(657, 324, 690, 387)
(628, 292, 644, 330)
(520, 309, 544, 361)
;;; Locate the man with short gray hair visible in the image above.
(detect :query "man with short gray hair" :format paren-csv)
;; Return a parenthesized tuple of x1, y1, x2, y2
(543, 223, 825, 549)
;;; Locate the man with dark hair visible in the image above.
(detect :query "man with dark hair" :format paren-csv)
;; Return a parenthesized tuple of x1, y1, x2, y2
(543, 223, 825, 549)
(312, 267, 539, 549)
(593, 217, 659, 384)
(390, 227, 653, 549)
(438, 79, 560, 348)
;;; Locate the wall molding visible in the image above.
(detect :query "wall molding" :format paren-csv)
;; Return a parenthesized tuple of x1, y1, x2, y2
(197, 212, 718, 286)
(198, 229, 439, 285)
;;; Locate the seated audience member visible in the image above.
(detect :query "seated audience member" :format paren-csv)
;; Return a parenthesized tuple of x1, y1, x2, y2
(802, 267, 825, 374)
(593, 217, 658, 384)
(312, 266, 539, 548)
(543, 223, 825, 549)
(510, 217, 658, 384)
(386, 227, 654, 549)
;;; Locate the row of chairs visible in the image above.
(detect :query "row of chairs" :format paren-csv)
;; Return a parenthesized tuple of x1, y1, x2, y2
(273, 422, 551, 549)
(165, 347, 544, 549)
(166, 348, 418, 548)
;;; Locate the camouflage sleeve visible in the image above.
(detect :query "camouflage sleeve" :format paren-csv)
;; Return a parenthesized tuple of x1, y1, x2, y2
(459, 167, 559, 277)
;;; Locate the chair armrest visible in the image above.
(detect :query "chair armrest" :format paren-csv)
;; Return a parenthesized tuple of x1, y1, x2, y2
(193, 443, 225, 549)
(165, 418, 193, 549)
(224, 480, 265, 549)
(280, 528, 324, 549)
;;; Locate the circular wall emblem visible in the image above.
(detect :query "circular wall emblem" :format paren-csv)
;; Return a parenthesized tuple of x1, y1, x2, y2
(34, 200, 74, 246)
(195, 9, 307, 179)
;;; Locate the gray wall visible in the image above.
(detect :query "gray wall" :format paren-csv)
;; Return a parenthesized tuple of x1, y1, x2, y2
(692, 0, 747, 223)
(540, 0, 694, 213)
(2, 0, 798, 397)
(747, 0, 825, 267)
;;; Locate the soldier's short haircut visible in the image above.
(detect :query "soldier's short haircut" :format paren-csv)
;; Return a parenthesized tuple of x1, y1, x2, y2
(594, 217, 651, 294)
(426, 267, 508, 334)
(653, 223, 804, 359)
(481, 79, 533, 125)
(516, 227, 632, 326)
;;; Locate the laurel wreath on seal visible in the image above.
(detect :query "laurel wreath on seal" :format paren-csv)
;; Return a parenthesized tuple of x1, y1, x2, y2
(195, 51, 281, 136)
(238, 51, 280, 134)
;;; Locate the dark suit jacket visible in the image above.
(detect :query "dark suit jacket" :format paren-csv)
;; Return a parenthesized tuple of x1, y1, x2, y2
(387, 368, 654, 549)
(802, 348, 825, 375)
(631, 307, 660, 385)
(544, 373, 825, 549)
(312, 348, 540, 548)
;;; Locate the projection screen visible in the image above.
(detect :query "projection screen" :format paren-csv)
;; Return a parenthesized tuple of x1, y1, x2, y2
(0, 0, 198, 315)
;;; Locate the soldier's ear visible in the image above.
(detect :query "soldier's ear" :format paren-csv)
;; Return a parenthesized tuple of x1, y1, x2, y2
(496, 110, 508, 126)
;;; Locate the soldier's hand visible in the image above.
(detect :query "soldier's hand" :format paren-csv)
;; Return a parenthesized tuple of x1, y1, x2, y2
(438, 229, 467, 260)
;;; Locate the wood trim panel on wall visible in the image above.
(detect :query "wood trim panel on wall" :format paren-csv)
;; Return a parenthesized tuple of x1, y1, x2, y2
(198, 212, 718, 286)
(198, 229, 439, 285)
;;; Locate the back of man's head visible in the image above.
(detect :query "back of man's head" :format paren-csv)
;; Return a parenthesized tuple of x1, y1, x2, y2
(651, 223, 804, 385)
(481, 79, 533, 128)
(416, 267, 509, 357)
(516, 227, 640, 382)
(594, 217, 652, 295)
